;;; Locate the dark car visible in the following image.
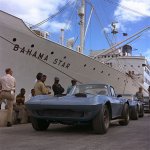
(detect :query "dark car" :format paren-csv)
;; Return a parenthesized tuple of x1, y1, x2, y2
(121, 94, 144, 120)
(26, 84, 130, 134)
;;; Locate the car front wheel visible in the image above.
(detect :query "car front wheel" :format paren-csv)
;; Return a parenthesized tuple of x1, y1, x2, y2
(92, 105, 110, 134)
(30, 117, 50, 131)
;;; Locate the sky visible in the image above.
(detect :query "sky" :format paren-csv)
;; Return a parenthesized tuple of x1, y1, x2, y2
(0, 0, 150, 61)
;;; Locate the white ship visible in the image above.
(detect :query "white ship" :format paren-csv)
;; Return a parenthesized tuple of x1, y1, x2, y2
(0, 0, 149, 97)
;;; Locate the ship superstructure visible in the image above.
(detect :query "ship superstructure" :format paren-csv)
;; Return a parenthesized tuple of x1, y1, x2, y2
(90, 45, 150, 94)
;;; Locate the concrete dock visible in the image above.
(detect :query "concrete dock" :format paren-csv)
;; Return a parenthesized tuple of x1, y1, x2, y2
(0, 114, 150, 150)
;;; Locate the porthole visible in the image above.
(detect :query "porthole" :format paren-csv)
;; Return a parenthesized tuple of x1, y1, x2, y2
(31, 44, 34, 48)
(142, 64, 146, 67)
(51, 51, 54, 55)
(13, 38, 16, 42)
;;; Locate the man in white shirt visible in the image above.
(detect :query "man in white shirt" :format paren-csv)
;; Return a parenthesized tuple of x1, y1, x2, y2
(0, 68, 16, 127)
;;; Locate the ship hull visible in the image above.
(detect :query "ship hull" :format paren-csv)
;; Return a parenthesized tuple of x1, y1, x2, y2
(0, 11, 140, 97)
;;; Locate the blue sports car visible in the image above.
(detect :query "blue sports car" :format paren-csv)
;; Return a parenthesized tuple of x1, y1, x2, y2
(26, 84, 130, 134)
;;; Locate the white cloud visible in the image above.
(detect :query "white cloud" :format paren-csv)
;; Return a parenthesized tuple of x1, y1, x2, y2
(46, 21, 71, 33)
(114, 0, 150, 23)
(0, 0, 72, 32)
(103, 27, 111, 33)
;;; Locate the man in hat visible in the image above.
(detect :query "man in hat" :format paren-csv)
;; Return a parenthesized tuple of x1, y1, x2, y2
(66, 79, 77, 94)
(52, 77, 64, 96)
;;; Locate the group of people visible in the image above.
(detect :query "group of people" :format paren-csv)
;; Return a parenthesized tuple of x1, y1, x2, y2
(34, 72, 77, 96)
(0, 69, 77, 127)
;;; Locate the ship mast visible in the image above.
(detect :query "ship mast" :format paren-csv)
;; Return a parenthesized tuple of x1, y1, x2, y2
(78, 0, 85, 54)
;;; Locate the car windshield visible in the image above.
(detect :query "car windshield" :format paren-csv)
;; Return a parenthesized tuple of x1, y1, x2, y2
(69, 84, 108, 95)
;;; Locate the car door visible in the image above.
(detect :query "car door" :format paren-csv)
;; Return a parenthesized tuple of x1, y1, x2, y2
(109, 86, 124, 118)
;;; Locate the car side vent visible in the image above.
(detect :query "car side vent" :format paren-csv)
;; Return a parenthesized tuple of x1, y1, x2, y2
(75, 93, 87, 97)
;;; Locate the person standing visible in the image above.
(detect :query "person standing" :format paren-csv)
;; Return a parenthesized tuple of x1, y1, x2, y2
(0, 68, 16, 127)
(41, 74, 51, 94)
(67, 79, 77, 94)
(34, 73, 49, 96)
(135, 87, 144, 101)
(52, 77, 64, 96)
(0, 79, 7, 109)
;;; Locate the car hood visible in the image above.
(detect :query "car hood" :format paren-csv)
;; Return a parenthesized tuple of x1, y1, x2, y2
(25, 94, 103, 106)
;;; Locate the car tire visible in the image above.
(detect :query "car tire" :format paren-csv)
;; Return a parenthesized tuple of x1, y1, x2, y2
(130, 106, 139, 120)
(31, 117, 50, 131)
(139, 105, 144, 117)
(119, 103, 129, 125)
(92, 105, 110, 134)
